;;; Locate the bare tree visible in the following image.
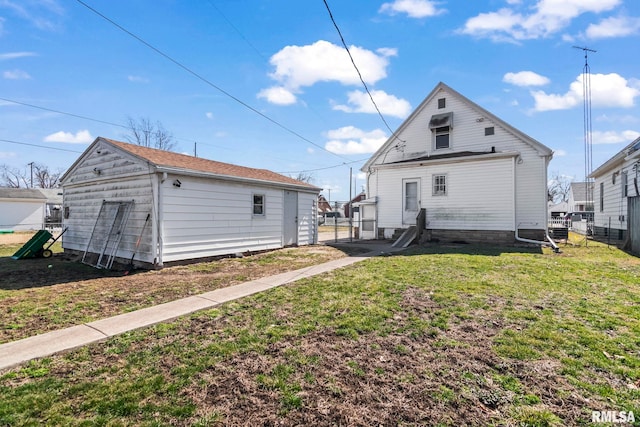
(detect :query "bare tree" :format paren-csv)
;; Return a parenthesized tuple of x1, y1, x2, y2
(33, 163, 62, 188)
(0, 164, 28, 188)
(292, 172, 314, 184)
(548, 171, 572, 203)
(0, 163, 61, 188)
(125, 116, 176, 151)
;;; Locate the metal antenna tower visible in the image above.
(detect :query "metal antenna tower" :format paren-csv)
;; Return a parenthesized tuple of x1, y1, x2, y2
(573, 45, 596, 241)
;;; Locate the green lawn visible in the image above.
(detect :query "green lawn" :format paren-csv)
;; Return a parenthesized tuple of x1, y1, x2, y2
(1, 240, 639, 426)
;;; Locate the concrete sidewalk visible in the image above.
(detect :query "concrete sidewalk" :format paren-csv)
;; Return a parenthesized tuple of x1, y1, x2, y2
(0, 243, 397, 371)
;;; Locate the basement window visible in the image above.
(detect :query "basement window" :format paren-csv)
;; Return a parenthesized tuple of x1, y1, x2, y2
(253, 194, 265, 216)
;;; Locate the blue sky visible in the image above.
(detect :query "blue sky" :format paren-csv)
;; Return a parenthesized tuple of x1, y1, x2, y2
(1, 0, 639, 201)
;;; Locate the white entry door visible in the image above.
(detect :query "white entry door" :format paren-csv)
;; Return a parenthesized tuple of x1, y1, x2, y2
(402, 178, 420, 225)
(283, 190, 298, 246)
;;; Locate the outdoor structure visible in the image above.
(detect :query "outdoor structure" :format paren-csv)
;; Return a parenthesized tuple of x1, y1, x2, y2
(590, 136, 640, 251)
(60, 137, 321, 268)
(0, 188, 61, 231)
(359, 82, 554, 245)
(567, 182, 594, 212)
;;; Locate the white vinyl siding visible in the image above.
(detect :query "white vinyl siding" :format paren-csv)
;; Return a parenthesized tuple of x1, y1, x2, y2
(161, 177, 283, 262)
(592, 156, 640, 233)
(373, 157, 515, 231)
(0, 199, 45, 231)
(62, 138, 320, 266)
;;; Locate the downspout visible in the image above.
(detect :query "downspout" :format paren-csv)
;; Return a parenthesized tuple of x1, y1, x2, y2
(513, 155, 560, 252)
(155, 171, 165, 267)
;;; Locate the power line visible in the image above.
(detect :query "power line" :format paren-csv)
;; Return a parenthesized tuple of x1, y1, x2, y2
(74, 0, 350, 161)
(0, 96, 231, 152)
(322, 0, 404, 143)
(0, 97, 126, 129)
(277, 157, 367, 175)
(0, 138, 85, 154)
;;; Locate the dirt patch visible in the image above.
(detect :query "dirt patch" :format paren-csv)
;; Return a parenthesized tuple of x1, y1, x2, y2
(177, 294, 590, 426)
(0, 245, 357, 343)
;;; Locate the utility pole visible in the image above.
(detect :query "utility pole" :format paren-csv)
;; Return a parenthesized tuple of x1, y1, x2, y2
(27, 162, 34, 188)
(573, 45, 597, 245)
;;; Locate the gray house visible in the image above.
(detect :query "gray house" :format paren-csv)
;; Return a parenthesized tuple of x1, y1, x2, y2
(60, 137, 321, 268)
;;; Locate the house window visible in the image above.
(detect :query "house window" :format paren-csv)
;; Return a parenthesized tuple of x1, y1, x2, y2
(429, 112, 452, 150)
(621, 172, 628, 198)
(253, 194, 265, 215)
(600, 182, 604, 212)
(433, 174, 447, 196)
(438, 98, 446, 109)
(434, 126, 450, 150)
(485, 127, 494, 136)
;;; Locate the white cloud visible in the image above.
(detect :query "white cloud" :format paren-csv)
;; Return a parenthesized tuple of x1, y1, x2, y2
(332, 89, 411, 118)
(257, 86, 297, 105)
(553, 149, 567, 156)
(3, 69, 31, 79)
(460, 0, 621, 41)
(585, 15, 640, 39)
(205, 112, 214, 120)
(0, 51, 37, 61)
(595, 114, 639, 124)
(503, 71, 550, 87)
(531, 73, 640, 112)
(591, 130, 640, 145)
(265, 40, 395, 91)
(379, 0, 445, 18)
(43, 130, 93, 144)
(127, 75, 149, 83)
(324, 126, 387, 155)
(0, 0, 64, 32)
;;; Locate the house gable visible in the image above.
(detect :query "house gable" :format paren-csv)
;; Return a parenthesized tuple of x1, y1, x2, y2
(361, 82, 552, 243)
(363, 82, 552, 171)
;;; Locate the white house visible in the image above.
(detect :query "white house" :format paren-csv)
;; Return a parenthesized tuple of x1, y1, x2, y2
(60, 137, 321, 268)
(0, 188, 48, 231)
(360, 82, 554, 246)
(567, 182, 594, 213)
(590, 136, 640, 243)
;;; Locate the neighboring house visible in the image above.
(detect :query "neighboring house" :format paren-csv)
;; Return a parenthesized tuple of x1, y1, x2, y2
(567, 182, 594, 212)
(548, 201, 569, 219)
(318, 195, 332, 215)
(343, 191, 366, 218)
(590, 136, 640, 244)
(0, 188, 48, 231)
(39, 189, 64, 227)
(60, 137, 321, 268)
(360, 82, 553, 245)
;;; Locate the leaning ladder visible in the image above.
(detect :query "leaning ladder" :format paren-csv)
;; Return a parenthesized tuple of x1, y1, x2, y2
(82, 200, 134, 269)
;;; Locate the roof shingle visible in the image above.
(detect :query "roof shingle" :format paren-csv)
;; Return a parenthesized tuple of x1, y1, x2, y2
(103, 138, 319, 190)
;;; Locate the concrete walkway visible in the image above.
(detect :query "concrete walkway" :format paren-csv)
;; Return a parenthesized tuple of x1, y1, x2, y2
(0, 241, 398, 371)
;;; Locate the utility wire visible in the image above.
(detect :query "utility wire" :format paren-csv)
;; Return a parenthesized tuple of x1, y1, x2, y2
(0, 138, 85, 154)
(0, 96, 231, 152)
(277, 157, 367, 175)
(1, 96, 357, 174)
(322, 0, 404, 142)
(74, 0, 350, 161)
